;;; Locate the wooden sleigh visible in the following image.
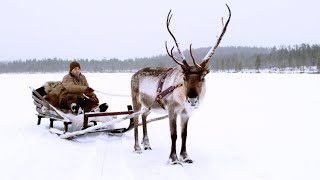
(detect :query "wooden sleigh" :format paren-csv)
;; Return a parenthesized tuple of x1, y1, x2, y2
(31, 87, 135, 136)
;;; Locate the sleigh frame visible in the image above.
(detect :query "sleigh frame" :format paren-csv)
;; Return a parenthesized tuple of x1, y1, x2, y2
(31, 87, 135, 135)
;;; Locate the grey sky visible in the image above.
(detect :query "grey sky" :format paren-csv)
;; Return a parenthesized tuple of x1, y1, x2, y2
(0, 0, 319, 61)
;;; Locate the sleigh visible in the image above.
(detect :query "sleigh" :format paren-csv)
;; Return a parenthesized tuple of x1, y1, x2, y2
(31, 86, 168, 139)
(31, 86, 137, 136)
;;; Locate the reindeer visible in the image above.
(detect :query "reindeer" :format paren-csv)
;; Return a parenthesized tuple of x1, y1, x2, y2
(131, 4, 231, 164)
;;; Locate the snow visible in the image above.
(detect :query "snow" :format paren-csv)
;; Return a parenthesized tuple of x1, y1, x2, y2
(0, 72, 320, 180)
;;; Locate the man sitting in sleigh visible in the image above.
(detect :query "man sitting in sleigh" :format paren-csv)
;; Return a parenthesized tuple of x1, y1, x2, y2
(59, 60, 107, 114)
(36, 60, 108, 115)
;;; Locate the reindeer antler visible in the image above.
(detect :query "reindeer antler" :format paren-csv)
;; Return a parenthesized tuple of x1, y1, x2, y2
(166, 9, 188, 65)
(189, 44, 202, 69)
(165, 5, 231, 69)
(200, 4, 231, 67)
(165, 41, 185, 66)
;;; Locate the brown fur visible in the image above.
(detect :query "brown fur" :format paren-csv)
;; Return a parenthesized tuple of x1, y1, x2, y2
(42, 81, 98, 112)
(43, 81, 64, 108)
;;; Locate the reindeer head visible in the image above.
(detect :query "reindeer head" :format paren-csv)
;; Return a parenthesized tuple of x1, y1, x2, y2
(165, 4, 231, 107)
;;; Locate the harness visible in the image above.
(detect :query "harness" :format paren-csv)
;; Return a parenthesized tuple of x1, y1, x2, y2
(155, 68, 183, 109)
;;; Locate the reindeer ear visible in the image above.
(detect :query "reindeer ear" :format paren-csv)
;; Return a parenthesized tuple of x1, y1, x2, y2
(182, 60, 189, 67)
(181, 65, 189, 73)
(181, 60, 190, 73)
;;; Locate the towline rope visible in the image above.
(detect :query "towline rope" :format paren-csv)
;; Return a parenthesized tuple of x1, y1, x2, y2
(94, 90, 131, 98)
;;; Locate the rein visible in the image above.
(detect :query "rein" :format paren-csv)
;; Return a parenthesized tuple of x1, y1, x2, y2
(155, 68, 183, 109)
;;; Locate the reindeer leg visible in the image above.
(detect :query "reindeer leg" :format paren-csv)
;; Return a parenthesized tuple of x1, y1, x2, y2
(168, 111, 180, 165)
(132, 95, 142, 153)
(133, 116, 142, 153)
(180, 112, 193, 163)
(142, 111, 152, 150)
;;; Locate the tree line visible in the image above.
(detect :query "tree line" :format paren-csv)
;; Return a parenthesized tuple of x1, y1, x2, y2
(0, 43, 319, 73)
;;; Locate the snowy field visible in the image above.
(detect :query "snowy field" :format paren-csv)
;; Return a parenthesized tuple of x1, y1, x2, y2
(0, 72, 319, 180)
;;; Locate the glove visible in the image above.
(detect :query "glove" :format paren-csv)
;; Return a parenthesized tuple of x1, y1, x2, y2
(86, 87, 94, 93)
(85, 87, 96, 99)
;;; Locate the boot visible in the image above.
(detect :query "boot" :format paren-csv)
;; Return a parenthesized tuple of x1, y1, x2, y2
(71, 103, 83, 115)
(99, 103, 108, 112)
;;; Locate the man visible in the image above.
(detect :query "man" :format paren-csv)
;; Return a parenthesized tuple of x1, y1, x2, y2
(59, 61, 107, 114)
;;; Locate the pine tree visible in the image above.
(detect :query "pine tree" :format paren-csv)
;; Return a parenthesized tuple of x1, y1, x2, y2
(236, 61, 242, 72)
(317, 57, 320, 73)
(255, 55, 261, 73)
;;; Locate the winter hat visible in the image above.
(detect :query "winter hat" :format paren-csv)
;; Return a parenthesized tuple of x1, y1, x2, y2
(69, 61, 81, 71)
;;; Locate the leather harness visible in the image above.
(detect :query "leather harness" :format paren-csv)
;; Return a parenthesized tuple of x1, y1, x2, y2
(155, 68, 183, 109)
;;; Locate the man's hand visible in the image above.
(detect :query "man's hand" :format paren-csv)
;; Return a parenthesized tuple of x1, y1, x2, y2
(86, 87, 94, 93)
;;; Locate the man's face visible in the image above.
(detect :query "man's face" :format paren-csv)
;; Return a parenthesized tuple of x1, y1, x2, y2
(71, 67, 81, 76)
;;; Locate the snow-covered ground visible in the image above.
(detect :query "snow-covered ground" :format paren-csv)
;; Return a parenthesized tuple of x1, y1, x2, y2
(0, 72, 319, 180)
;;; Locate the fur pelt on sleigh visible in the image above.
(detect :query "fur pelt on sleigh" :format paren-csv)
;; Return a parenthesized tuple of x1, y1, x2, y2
(34, 81, 114, 131)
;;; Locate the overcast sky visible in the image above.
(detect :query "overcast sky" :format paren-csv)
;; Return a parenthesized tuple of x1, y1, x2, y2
(0, 0, 319, 61)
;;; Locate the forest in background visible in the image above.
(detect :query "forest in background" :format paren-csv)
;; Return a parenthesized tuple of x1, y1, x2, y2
(1, 43, 320, 73)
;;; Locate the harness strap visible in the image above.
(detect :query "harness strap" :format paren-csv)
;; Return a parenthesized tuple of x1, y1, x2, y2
(155, 68, 183, 109)
(157, 68, 172, 94)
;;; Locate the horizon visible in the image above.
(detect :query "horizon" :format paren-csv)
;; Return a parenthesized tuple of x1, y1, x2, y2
(0, 43, 317, 62)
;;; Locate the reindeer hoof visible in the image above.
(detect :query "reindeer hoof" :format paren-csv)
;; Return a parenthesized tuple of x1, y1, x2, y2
(144, 146, 152, 150)
(168, 160, 181, 165)
(180, 154, 193, 163)
(134, 145, 142, 154)
(142, 141, 152, 150)
(134, 149, 142, 154)
(168, 157, 181, 165)
(181, 159, 193, 164)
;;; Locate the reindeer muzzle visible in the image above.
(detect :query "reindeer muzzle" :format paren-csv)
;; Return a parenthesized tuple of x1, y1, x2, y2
(187, 97, 199, 107)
